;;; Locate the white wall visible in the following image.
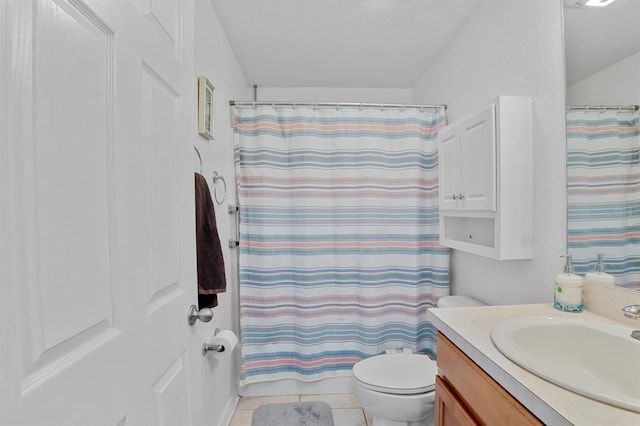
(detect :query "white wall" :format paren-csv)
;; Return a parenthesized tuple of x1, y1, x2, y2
(193, 1, 251, 424)
(412, 0, 567, 304)
(567, 51, 640, 106)
(257, 87, 412, 104)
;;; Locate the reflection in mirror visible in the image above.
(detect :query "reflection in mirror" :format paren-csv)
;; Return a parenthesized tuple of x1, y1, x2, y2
(564, 0, 640, 291)
(566, 107, 639, 290)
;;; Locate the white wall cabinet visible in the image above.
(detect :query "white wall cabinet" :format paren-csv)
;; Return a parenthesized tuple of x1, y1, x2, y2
(438, 96, 532, 260)
(439, 104, 496, 211)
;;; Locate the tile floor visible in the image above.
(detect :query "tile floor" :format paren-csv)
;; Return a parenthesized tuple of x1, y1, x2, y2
(229, 393, 373, 426)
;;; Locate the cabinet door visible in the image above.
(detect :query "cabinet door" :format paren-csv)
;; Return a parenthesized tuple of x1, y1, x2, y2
(437, 333, 543, 425)
(435, 376, 480, 426)
(459, 105, 496, 211)
(438, 124, 460, 210)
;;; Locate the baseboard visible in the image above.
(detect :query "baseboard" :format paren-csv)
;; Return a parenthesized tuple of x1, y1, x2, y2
(218, 393, 240, 426)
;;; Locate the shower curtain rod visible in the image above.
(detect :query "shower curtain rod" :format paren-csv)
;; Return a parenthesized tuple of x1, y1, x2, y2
(229, 100, 447, 110)
(567, 104, 639, 111)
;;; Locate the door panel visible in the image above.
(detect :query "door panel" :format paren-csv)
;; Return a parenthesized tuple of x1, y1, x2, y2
(33, 0, 115, 356)
(143, 63, 182, 309)
(438, 125, 460, 210)
(459, 105, 496, 211)
(137, 0, 182, 57)
(152, 354, 192, 426)
(1, 0, 200, 424)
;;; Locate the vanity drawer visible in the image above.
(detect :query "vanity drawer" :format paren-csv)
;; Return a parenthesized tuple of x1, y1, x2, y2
(436, 332, 542, 425)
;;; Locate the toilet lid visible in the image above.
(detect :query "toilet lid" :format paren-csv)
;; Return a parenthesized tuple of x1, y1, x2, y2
(353, 354, 437, 395)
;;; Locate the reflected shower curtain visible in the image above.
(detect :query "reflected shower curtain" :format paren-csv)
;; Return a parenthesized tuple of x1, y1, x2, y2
(567, 109, 640, 290)
(233, 105, 450, 385)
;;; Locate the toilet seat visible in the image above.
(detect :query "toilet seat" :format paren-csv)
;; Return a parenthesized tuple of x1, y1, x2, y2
(352, 354, 437, 395)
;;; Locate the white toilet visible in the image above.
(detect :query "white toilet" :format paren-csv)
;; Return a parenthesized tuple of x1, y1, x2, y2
(352, 295, 484, 426)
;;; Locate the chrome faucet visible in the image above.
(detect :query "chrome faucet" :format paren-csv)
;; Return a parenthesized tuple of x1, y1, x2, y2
(622, 304, 640, 320)
(622, 305, 640, 341)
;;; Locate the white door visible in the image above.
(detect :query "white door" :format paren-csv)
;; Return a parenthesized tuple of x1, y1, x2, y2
(438, 125, 460, 211)
(459, 104, 496, 211)
(1, 1, 204, 425)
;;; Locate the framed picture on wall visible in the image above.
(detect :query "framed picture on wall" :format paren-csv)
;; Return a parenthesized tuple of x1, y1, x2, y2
(198, 76, 215, 140)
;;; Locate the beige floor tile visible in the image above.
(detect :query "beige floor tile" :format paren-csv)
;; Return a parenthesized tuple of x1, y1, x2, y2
(331, 408, 367, 426)
(228, 409, 253, 426)
(300, 393, 361, 409)
(235, 394, 300, 410)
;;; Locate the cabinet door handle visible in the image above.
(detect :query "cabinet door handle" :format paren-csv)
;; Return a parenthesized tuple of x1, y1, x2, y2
(458, 193, 465, 200)
(452, 193, 458, 200)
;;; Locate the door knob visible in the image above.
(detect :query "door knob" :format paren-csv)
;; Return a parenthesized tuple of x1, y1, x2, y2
(188, 304, 213, 326)
(452, 193, 458, 200)
(458, 193, 465, 200)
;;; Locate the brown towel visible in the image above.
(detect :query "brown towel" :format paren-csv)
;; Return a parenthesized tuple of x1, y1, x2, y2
(195, 172, 227, 308)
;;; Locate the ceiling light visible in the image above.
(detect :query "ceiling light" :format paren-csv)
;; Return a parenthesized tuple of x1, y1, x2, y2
(582, 0, 617, 7)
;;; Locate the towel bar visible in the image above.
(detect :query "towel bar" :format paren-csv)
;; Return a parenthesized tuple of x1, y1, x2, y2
(228, 204, 240, 248)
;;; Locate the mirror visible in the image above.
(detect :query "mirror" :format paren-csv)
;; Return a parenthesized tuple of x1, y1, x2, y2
(564, 0, 640, 291)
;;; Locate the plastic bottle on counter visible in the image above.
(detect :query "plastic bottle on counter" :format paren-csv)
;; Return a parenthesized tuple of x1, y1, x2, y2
(554, 254, 584, 313)
(584, 253, 615, 286)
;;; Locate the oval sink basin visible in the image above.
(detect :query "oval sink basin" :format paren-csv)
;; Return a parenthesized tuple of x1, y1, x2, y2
(491, 316, 640, 413)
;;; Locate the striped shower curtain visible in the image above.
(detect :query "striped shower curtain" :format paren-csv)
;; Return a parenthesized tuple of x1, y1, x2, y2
(233, 105, 450, 385)
(567, 109, 640, 290)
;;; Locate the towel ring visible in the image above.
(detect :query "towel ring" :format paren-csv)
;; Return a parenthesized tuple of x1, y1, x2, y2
(212, 171, 226, 205)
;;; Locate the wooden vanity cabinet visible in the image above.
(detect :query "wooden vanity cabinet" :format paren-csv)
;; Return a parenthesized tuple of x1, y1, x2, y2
(435, 333, 542, 426)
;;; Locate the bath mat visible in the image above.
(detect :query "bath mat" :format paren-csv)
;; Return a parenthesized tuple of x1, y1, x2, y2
(251, 401, 335, 426)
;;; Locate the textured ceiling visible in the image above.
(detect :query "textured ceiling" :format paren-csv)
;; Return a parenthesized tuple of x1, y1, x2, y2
(209, 0, 640, 89)
(209, 0, 482, 88)
(564, 0, 640, 85)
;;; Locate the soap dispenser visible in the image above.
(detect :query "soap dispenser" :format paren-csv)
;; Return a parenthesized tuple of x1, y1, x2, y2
(584, 253, 615, 286)
(554, 254, 584, 313)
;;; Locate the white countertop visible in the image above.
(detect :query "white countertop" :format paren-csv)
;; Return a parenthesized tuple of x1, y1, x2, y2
(427, 303, 640, 426)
